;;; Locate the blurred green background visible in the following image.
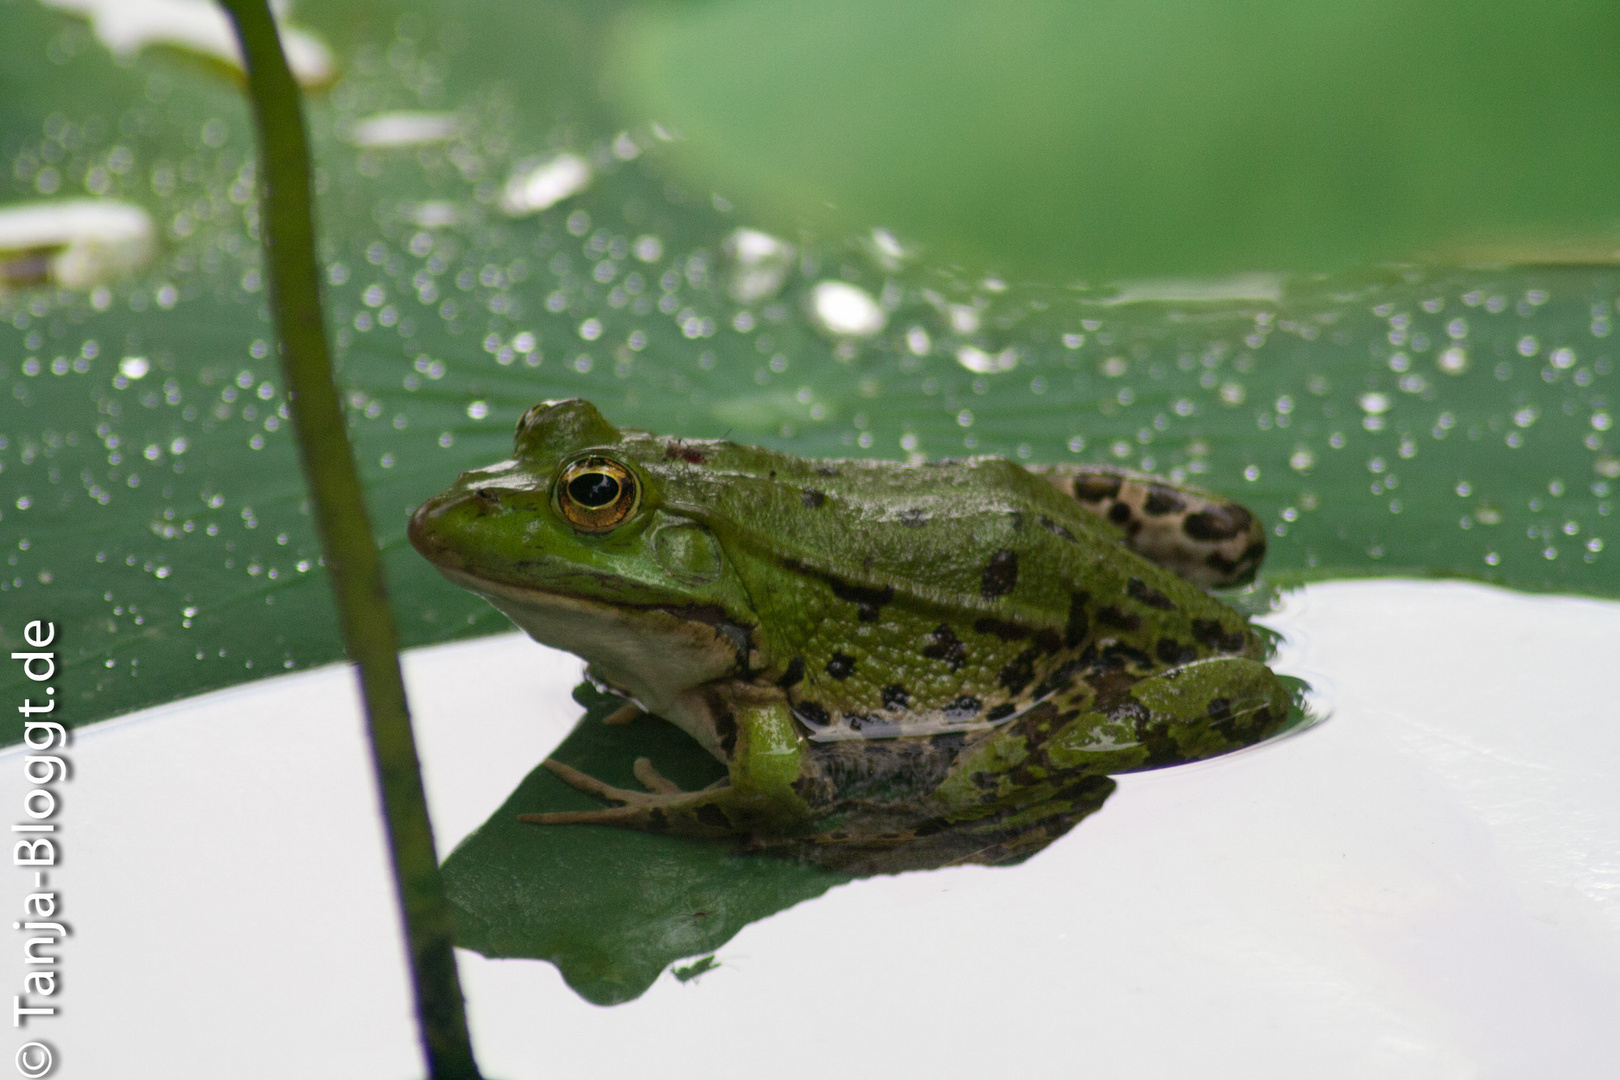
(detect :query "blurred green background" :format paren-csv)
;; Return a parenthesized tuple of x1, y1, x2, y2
(0, 0, 1614, 744)
(612, 0, 1620, 279)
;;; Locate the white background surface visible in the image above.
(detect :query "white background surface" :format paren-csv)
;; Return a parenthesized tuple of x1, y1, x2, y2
(4, 579, 1619, 1078)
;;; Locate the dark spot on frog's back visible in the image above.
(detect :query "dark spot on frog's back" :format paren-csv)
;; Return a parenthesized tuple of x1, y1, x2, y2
(973, 616, 1062, 654)
(1191, 618, 1248, 653)
(971, 616, 1027, 642)
(827, 577, 894, 622)
(998, 647, 1040, 695)
(1034, 657, 1084, 698)
(882, 684, 910, 710)
(825, 652, 856, 680)
(922, 624, 967, 671)
(1184, 505, 1255, 541)
(776, 656, 805, 689)
(944, 696, 982, 719)
(814, 465, 840, 477)
(1157, 638, 1197, 665)
(800, 488, 827, 509)
(1126, 577, 1176, 611)
(1073, 474, 1122, 503)
(1143, 487, 1186, 516)
(981, 549, 1018, 599)
(1098, 605, 1141, 632)
(1065, 592, 1091, 648)
(1101, 642, 1154, 669)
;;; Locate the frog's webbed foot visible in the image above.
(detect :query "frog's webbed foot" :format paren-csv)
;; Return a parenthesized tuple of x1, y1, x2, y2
(518, 758, 737, 836)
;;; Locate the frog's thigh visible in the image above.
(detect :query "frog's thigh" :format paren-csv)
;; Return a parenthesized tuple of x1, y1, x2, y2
(929, 656, 1287, 857)
(1034, 464, 1266, 588)
(926, 713, 1118, 866)
(1049, 655, 1292, 775)
(520, 700, 810, 838)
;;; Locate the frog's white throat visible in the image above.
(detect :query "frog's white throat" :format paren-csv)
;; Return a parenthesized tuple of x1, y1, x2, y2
(435, 567, 742, 760)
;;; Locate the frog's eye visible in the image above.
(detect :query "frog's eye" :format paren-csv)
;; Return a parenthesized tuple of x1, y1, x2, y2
(555, 456, 640, 533)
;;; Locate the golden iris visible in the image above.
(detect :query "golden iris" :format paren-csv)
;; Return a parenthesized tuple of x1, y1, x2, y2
(554, 456, 639, 533)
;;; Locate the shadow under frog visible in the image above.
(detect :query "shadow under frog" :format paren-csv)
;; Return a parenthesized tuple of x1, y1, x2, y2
(421, 400, 1304, 1005)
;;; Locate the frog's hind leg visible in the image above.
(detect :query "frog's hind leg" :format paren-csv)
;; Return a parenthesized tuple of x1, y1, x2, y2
(519, 758, 737, 837)
(1027, 463, 1265, 588)
(918, 655, 1295, 869)
(1034, 654, 1295, 779)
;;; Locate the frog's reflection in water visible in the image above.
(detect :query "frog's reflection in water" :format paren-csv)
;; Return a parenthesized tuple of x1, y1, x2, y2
(441, 678, 1301, 1006)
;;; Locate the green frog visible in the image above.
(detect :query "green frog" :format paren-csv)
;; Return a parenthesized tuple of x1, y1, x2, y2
(409, 398, 1291, 871)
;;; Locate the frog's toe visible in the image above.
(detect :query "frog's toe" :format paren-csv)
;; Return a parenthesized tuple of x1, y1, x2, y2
(517, 793, 736, 836)
(520, 758, 740, 836)
(517, 799, 727, 829)
(518, 804, 654, 826)
(601, 702, 644, 726)
(632, 756, 682, 794)
(537, 757, 646, 802)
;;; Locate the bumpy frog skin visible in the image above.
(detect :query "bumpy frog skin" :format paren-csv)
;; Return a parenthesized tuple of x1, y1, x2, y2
(409, 399, 1290, 871)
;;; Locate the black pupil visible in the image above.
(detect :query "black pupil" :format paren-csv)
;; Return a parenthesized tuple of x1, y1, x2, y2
(568, 472, 621, 507)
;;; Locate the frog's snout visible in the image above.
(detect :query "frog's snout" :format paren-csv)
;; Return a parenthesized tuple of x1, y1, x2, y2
(406, 491, 472, 570)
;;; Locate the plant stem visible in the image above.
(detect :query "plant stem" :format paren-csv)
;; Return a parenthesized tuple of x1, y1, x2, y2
(216, 3, 482, 1076)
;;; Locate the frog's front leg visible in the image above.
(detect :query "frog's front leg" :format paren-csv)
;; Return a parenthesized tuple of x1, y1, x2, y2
(519, 697, 813, 838)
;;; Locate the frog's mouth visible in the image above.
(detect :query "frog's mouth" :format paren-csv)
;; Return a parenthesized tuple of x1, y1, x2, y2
(432, 562, 746, 668)
(425, 561, 750, 742)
